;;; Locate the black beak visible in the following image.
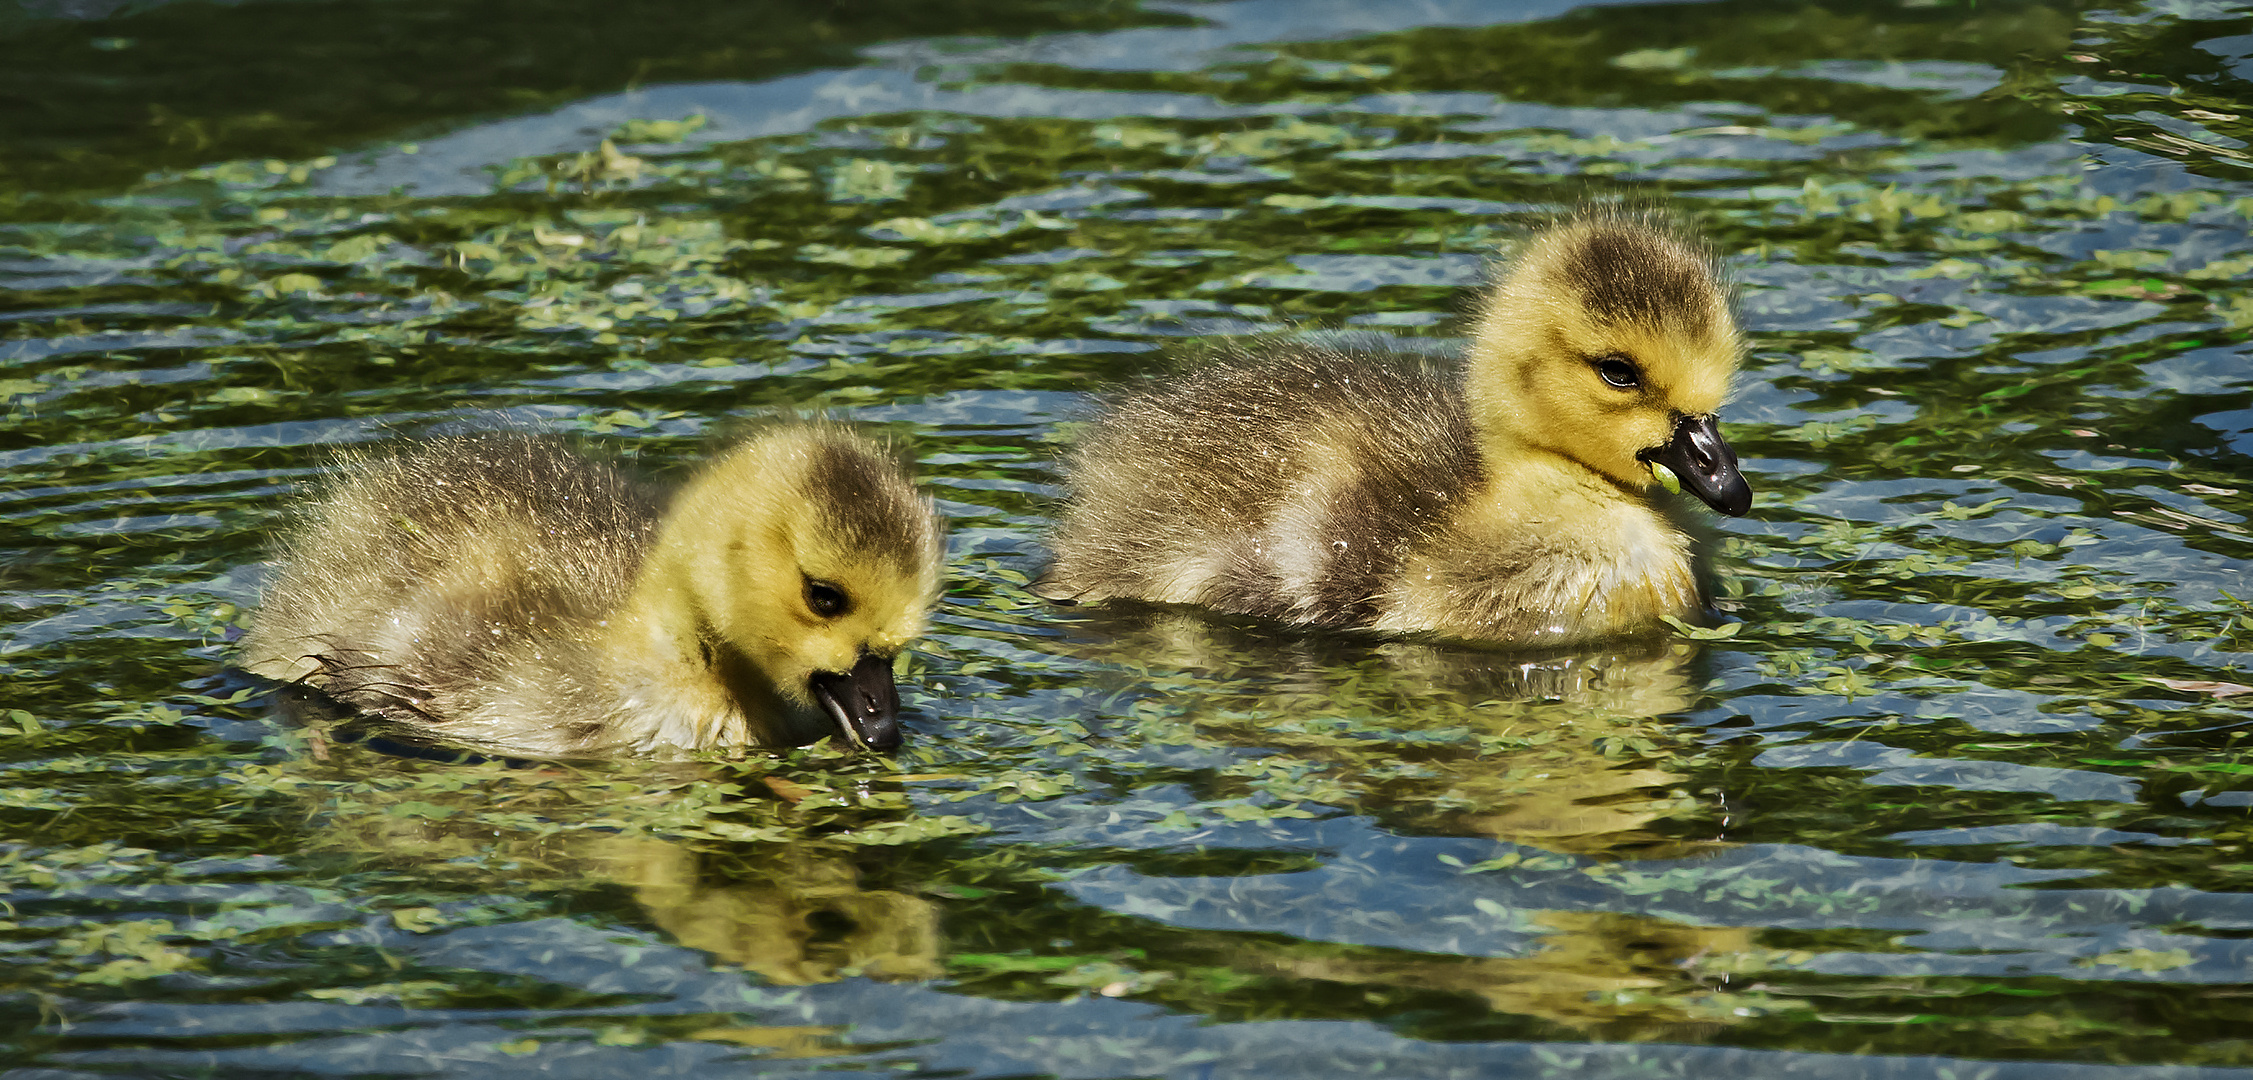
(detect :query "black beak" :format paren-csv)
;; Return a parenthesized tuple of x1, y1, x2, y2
(1639, 413, 1751, 517)
(807, 652, 902, 752)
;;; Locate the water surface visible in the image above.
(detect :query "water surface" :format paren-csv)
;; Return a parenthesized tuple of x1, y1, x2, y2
(5, 0, 2253, 1075)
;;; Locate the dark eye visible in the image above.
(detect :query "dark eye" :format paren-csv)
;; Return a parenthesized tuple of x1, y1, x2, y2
(803, 577, 851, 618)
(1594, 355, 1641, 390)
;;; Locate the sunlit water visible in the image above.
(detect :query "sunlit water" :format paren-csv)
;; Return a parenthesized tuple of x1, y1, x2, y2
(4, 0, 2253, 1075)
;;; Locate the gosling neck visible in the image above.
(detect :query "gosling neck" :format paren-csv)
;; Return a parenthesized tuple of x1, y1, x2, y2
(1471, 435, 1647, 523)
(1462, 278, 1553, 458)
(602, 528, 772, 750)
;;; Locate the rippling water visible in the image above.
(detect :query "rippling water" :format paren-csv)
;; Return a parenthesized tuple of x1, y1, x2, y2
(5, 0, 2253, 1074)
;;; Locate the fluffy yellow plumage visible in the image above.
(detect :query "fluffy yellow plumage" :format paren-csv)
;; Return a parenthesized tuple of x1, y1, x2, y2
(1042, 211, 1751, 647)
(240, 425, 945, 756)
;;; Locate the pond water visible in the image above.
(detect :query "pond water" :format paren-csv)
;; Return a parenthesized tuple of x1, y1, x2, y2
(5, 0, 2253, 1074)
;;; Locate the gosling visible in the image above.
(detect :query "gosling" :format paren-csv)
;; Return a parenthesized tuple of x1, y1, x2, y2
(1041, 211, 1752, 647)
(239, 426, 945, 757)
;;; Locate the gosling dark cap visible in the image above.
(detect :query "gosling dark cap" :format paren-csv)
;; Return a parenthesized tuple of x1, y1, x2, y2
(1551, 224, 1717, 335)
(803, 434, 933, 568)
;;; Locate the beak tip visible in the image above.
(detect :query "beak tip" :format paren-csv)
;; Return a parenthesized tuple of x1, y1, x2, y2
(1650, 414, 1753, 518)
(857, 712, 903, 752)
(1713, 479, 1753, 518)
(807, 651, 906, 753)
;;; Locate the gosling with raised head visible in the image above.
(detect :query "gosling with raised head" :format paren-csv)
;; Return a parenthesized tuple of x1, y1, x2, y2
(240, 426, 945, 756)
(1041, 212, 1751, 647)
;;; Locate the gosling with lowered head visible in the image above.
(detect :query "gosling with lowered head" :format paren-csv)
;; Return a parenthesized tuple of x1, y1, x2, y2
(240, 426, 945, 757)
(1041, 211, 1752, 646)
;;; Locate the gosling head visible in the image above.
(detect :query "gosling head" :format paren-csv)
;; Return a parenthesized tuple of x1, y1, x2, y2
(660, 427, 945, 751)
(1465, 211, 1751, 516)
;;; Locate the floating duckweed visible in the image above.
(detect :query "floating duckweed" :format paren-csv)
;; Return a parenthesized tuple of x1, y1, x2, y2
(800, 243, 915, 267)
(828, 158, 915, 202)
(1648, 460, 1683, 494)
(610, 113, 709, 144)
(1612, 46, 1694, 71)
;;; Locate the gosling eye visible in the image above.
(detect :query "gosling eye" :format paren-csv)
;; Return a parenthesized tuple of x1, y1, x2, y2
(803, 576, 851, 618)
(1593, 355, 1642, 391)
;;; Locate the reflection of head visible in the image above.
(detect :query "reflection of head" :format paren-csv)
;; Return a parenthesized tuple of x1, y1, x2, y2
(597, 837, 941, 985)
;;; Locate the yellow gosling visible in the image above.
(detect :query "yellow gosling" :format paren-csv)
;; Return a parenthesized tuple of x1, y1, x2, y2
(240, 426, 945, 756)
(1041, 211, 1751, 647)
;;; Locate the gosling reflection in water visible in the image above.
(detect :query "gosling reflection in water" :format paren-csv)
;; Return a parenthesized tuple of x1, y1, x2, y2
(1067, 605, 1698, 709)
(1258, 910, 1760, 1042)
(1055, 606, 1717, 859)
(292, 746, 942, 988)
(594, 837, 941, 984)
(1056, 609, 1758, 1035)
